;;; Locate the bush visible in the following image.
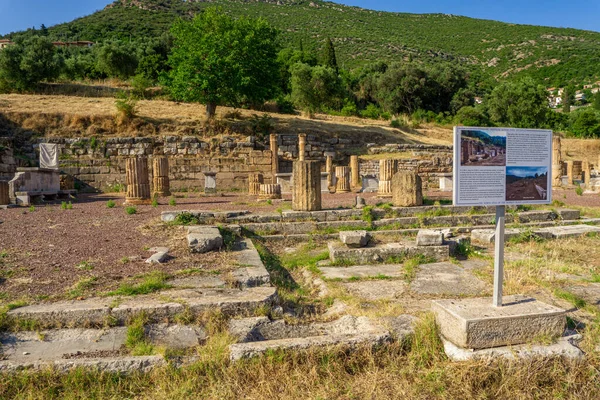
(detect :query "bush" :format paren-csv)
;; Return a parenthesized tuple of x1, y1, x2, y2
(275, 95, 296, 114)
(115, 91, 137, 121)
(125, 206, 137, 215)
(106, 200, 116, 208)
(131, 74, 152, 99)
(168, 197, 176, 206)
(340, 100, 358, 117)
(454, 106, 491, 127)
(360, 103, 383, 119)
(249, 113, 274, 141)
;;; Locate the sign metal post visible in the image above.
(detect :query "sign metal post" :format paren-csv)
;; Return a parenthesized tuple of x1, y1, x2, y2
(492, 205, 505, 307)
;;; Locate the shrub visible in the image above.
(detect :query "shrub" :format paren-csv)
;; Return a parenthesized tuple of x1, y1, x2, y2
(360, 103, 383, 119)
(115, 91, 138, 121)
(169, 197, 176, 206)
(106, 200, 116, 208)
(151, 198, 158, 207)
(125, 206, 137, 215)
(576, 185, 583, 196)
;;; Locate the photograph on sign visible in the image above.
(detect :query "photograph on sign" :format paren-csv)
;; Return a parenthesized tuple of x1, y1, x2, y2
(453, 126, 552, 206)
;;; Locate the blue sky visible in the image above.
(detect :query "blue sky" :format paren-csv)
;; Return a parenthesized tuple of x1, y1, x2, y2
(506, 166, 548, 178)
(0, 0, 599, 35)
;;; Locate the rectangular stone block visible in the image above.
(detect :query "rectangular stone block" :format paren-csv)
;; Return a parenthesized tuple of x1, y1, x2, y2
(339, 230, 370, 248)
(416, 230, 443, 246)
(432, 295, 566, 350)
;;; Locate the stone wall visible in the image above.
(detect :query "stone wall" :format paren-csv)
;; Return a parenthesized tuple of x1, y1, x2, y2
(40, 136, 273, 192)
(359, 156, 452, 189)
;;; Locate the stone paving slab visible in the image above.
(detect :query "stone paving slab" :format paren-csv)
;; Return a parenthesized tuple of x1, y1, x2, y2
(343, 280, 408, 301)
(231, 239, 271, 288)
(442, 335, 583, 361)
(7, 298, 112, 327)
(535, 224, 600, 239)
(0, 355, 166, 373)
(471, 228, 526, 244)
(319, 264, 404, 280)
(565, 283, 600, 307)
(410, 262, 489, 296)
(328, 242, 449, 265)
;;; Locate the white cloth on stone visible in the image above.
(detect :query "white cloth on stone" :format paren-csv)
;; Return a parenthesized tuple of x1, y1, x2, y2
(40, 143, 59, 169)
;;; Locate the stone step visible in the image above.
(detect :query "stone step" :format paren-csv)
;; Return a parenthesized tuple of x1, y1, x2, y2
(328, 242, 449, 265)
(230, 239, 271, 288)
(7, 287, 277, 328)
(472, 223, 600, 243)
(320, 264, 404, 280)
(410, 262, 488, 296)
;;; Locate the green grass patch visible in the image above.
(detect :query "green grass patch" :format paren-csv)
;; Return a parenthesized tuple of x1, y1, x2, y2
(554, 288, 586, 309)
(125, 206, 137, 215)
(66, 277, 98, 299)
(107, 271, 172, 296)
(106, 200, 116, 208)
(125, 313, 155, 356)
(281, 247, 330, 271)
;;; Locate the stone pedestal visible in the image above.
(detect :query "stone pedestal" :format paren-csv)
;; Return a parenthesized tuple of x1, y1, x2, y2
(125, 157, 151, 205)
(350, 155, 361, 189)
(335, 166, 350, 193)
(270, 134, 279, 182)
(152, 156, 170, 197)
(249, 173, 264, 195)
(298, 134, 307, 162)
(326, 154, 335, 192)
(432, 295, 566, 350)
(392, 171, 423, 207)
(204, 172, 217, 195)
(0, 181, 9, 205)
(552, 136, 562, 188)
(259, 184, 282, 200)
(292, 160, 321, 211)
(566, 160, 574, 184)
(378, 159, 397, 197)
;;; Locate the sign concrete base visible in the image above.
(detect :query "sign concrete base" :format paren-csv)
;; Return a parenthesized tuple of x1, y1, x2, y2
(432, 295, 566, 350)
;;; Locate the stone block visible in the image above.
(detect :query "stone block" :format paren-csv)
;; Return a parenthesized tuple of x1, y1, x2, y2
(416, 230, 443, 246)
(556, 209, 580, 221)
(392, 171, 423, 207)
(187, 226, 223, 253)
(432, 295, 566, 350)
(339, 230, 370, 248)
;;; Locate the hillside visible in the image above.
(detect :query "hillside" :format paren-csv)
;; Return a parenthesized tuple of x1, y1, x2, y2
(4, 0, 600, 86)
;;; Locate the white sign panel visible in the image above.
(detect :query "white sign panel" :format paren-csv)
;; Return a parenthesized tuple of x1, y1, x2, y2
(453, 126, 552, 206)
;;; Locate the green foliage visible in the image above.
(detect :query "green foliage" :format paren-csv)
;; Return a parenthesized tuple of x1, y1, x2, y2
(125, 206, 137, 215)
(28, 205, 35, 212)
(131, 74, 153, 99)
(125, 313, 155, 356)
(115, 91, 138, 120)
(290, 63, 343, 113)
(165, 7, 280, 117)
(249, 113, 274, 141)
(96, 41, 138, 79)
(568, 108, 600, 138)
(0, 36, 61, 92)
(171, 212, 200, 225)
(168, 197, 176, 206)
(108, 271, 172, 296)
(486, 77, 549, 128)
(576, 185, 584, 196)
(151, 198, 159, 207)
(106, 200, 116, 208)
(60, 201, 73, 210)
(322, 38, 338, 74)
(454, 106, 491, 127)
(361, 205, 375, 223)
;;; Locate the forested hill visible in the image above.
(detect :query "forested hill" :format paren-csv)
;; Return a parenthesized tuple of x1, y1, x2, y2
(5, 0, 600, 86)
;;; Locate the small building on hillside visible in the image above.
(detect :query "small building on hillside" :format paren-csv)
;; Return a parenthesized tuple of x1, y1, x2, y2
(0, 39, 14, 49)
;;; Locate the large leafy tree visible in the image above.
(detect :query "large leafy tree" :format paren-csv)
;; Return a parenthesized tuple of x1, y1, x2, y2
(290, 63, 343, 113)
(165, 7, 280, 118)
(0, 36, 61, 92)
(486, 77, 549, 129)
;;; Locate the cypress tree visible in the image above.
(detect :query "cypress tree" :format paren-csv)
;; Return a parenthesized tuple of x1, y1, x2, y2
(323, 38, 338, 74)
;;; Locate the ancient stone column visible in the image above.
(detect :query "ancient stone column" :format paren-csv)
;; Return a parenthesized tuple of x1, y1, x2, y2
(335, 166, 351, 193)
(270, 133, 279, 181)
(573, 161, 583, 181)
(298, 134, 307, 161)
(152, 156, 170, 197)
(582, 159, 591, 184)
(204, 172, 217, 194)
(566, 160, 574, 185)
(350, 155, 361, 189)
(292, 160, 322, 211)
(392, 171, 423, 207)
(249, 173, 264, 195)
(378, 159, 397, 197)
(552, 136, 562, 188)
(125, 157, 151, 205)
(326, 154, 334, 191)
(259, 184, 281, 200)
(0, 181, 9, 206)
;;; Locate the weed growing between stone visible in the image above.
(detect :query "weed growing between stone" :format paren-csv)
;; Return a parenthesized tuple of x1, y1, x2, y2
(107, 271, 172, 296)
(125, 206, 137, 215)
(126, 312, 155, 356)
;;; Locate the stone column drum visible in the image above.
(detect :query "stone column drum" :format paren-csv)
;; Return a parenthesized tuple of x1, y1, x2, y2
(350, 155, 361, 189)
(335, 166, 351, 193)
(259, 184, 282, 200)
(249, 173, 264, 195)
(392, 171, 423, 207)
(292, 160, 322, 211)
(298, 134, 307, 161)
(552, 136, 562, 188)
(582, 160, 591, 184)
(125, 157, 151, 205)
(270, 133, 279, 182)
(326, 154, 335, 192)
(378, 159, 397, 197)
(0, 181, 9, 206)
(566, 160, 574, 185)
(204, 172, 217, 195)
(152, 156, 170, 197)
(573, 161, 583, 181)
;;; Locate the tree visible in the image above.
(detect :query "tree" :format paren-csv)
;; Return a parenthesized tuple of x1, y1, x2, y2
(290, 63, 342, 113)
(569, 109, 600, 138)
(563, 85, 575, 113)
(322, 38, 338, 74)
(593, 91, 600, 111)
(165, 7, 280, 118)
(96, 42, 138, 79)
(0, 36, 60, 92)
(486, 77, 549, 128)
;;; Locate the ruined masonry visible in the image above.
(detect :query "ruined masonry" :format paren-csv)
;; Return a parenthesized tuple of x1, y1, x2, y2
(292, 160, 322, 211)
(259, 184, 281, 200)
(392, 170, 423, 207)
(248, 173, 264, 195)
(378, 159, 397, 197)
(335, 166, 350, 193)
(124, 157, 151, 205)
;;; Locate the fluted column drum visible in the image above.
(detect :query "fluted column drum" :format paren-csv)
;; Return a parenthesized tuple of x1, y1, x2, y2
(125, 157, 151, 205)
(259, 184, 282, 200)
(335, 166, 350, 193)
(270, 133, 279, 181)
(298, 133, 307, 161)
(350, 155, 361, 189)
(378, 159, 397, 196)
(292, 160, 321, 211)
(152, 156, 170, 197)
(552, 136, 562, 187)
(249, 173, 264, 195)
(392, 171, 423, 207)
